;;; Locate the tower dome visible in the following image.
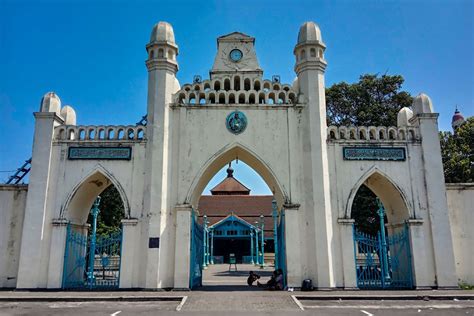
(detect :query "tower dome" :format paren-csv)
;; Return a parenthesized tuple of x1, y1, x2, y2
(292, 77, 299, 93)
(412, 93, 434, 114)
(397, 107, 413, 127)
(297, 21, 323, 44)
(60, 105, 76, 125)
(40, 92, 61, 115)
(149, 21, 175, 44)
(451, 107, 465, 130)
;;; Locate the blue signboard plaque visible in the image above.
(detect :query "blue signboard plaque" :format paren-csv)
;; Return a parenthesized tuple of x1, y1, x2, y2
(343, 147, 406, 161)
(68, 147, 132, 160)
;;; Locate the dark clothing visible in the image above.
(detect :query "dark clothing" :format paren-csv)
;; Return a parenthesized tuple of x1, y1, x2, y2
(247, 272, 260, 286)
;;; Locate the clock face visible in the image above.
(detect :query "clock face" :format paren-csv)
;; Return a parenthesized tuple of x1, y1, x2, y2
(229, 49, 243, 62)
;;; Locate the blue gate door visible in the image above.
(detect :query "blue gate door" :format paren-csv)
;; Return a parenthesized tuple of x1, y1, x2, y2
(353, 201, 413, 289)
(62, 198, 123, 290)
(189, 209, 204, 289)
(276, 208, 287, 288)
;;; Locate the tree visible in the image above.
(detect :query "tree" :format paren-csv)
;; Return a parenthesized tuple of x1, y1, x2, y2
(326, 74, 413, 126)
(440, 117, 474, 183)
(326, 74, 413, 234)
(351, 185, 383, 236)
(87, 185, 125, 237)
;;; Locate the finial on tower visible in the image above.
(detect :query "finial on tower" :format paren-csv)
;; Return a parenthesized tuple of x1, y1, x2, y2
(40, 92, 61, 115)
(294, 21, 327, 75)
(412, 93, 434, 115)
(227, 162, 234, 178)
(146, 21, 179, 73)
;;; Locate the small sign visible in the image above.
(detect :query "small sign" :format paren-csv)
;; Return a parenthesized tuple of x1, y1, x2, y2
(343, 147, 406, 161)
(68, 147, 132, 160)
(149, 237, 160, 249)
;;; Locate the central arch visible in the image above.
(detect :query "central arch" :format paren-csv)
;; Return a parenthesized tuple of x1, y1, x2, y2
(186, 143, 288, 209)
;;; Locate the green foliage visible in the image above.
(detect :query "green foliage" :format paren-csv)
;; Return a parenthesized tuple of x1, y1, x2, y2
(459, 282, 474, 290)
(87, 185, 125, 237)
(327, 74, 411, 233)
(326, 74, 413, 126)
(351, 185, 386, 236)
(439, 117, 473, 183)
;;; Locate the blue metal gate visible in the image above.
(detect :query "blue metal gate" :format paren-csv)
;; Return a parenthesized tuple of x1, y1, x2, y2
(353, 200, 413, 289)
(276, 208, 287, 288)
(62, 197, 122, 289)
(189, 208, 204, 289)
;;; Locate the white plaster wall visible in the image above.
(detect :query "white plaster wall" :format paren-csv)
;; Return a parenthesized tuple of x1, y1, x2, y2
(0, 185, 27, 288)
(171, 104, 310, 287)
(174, 105, 294, 206)
(328, 141, 439, 288)
(34, 141, 148, 288)
(446, 183, 474, 285)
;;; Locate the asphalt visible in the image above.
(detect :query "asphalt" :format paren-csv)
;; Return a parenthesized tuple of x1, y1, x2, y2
(0, 264, 472, 315)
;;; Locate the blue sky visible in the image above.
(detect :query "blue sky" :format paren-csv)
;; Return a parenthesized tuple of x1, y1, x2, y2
(0, 0, 472, 193)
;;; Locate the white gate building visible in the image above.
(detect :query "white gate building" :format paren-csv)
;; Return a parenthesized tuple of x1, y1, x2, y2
(1, 21, 470, 290)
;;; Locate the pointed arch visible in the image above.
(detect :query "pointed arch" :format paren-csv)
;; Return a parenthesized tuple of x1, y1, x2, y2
(186, 143, 287, 209)
(345, 166, 412, 224)
(60, 165, 130, 224)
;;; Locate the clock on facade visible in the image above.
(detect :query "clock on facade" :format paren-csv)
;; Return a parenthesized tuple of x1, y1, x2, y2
(229, 49, 243, 62)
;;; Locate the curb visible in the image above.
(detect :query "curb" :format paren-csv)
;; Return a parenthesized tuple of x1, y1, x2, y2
(0, 295, 184, 302)
(295, 294, 474, 301)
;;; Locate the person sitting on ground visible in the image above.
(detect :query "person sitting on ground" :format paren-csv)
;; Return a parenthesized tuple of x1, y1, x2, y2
(257, 269, 283, 290)
(274, 268, 284, 290)
(247, 271, 261, 286)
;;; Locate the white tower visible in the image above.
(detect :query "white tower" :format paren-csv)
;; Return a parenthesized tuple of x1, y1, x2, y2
(143, 22, 180, 288)
(16, 93, 65, 288)
(294, 22, 335, 288)
(411, 93, 458, 288)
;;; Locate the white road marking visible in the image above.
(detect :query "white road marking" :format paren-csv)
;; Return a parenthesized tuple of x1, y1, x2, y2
(176, 296, 188, 312)
(303, 304, 473, 309)
(110, 311, 121, 316)
(291, 295, 305, 311)
(361, 310, 374, 316)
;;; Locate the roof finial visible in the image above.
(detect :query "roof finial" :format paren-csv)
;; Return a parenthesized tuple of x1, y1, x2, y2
(227, 162, 234, 178)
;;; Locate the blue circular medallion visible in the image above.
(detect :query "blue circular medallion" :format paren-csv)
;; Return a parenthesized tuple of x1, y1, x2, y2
(226, 111, 247, 135)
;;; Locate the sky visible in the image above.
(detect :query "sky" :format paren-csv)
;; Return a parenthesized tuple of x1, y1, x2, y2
(0, 0, 472, 193)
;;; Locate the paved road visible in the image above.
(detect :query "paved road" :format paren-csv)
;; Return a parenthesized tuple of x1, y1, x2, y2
(0, 265, 472, 315)
(294, 298, 474, 315)
(0, 299, 473, 315)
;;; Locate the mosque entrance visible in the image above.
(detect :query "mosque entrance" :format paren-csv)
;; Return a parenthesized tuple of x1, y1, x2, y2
(61, 175, 126, 290)
(189, 161, 286, 290)
(350, 174, 413, 289)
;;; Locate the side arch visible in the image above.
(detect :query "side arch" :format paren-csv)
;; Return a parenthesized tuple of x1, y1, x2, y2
(60, 164, 131, 224)
(345, 166, 412, 224)
(185, 142, 288, 209)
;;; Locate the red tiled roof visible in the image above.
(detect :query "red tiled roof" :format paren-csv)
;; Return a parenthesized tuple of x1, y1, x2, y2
(210, 177, 250, 195)
(198, 195, 273, 216)
(198, 195, 275, 237)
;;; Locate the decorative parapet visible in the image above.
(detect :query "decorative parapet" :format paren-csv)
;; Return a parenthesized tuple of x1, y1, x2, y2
(173, 76, 298, 106)
(327, 125, 419, 142)
(54, 125, 146, 142)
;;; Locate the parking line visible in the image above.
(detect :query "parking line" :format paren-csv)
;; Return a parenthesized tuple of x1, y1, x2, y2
(176, 296, 188, 311)
(291, 295, 305, 311)
(110, 311, 121, 316)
